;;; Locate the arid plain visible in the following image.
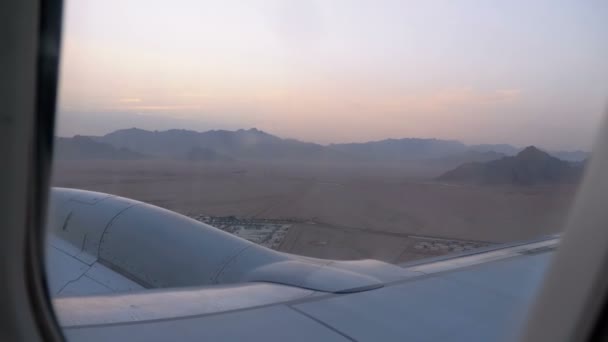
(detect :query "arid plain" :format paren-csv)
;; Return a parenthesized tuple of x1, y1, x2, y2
(51, 159, 577, 263)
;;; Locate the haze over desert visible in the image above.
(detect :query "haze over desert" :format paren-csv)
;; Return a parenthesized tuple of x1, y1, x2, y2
(51, 153, 577, 263)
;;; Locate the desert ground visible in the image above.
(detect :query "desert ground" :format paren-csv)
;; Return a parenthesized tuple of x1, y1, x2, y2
(50, 159, 578, 263)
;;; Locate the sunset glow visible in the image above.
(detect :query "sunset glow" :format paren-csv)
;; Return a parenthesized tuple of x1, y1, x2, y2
(57, 0, 608, 149)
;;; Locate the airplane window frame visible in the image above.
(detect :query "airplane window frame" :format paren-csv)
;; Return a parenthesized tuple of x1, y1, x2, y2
(0, 0, 64, 341)
(28, 0, 65, 340)
(521, 116, 608, 341)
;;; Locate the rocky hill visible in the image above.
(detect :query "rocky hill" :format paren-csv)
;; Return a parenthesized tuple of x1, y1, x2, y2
(437, 146, 584, 185)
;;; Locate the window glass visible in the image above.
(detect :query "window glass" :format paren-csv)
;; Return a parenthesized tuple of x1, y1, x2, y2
(45, 1, 607, 340)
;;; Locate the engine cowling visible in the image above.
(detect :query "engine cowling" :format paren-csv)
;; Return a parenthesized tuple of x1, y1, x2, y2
(46, 188, 415, 295)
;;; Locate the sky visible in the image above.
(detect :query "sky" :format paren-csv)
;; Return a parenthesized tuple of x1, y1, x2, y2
(56, 0, 608, 150)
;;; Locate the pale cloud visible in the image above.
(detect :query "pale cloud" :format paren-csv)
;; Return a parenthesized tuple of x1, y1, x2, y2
(420, 87, 523, 110)
(252, 86, 523, 116)
(494, 89, 522, 98)
(176, 92, 212, 98)
(113, 105, 203, 111)
(118, 98, 143, 103)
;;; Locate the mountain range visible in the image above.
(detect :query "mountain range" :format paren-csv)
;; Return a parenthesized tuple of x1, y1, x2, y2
(54, 128, 590, 165)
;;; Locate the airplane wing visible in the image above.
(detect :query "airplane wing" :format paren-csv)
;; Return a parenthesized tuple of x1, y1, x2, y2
(47, 188, 558, 342)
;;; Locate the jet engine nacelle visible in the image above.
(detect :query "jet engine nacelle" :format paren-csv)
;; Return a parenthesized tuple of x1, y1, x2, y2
(46, 188, 414, 295)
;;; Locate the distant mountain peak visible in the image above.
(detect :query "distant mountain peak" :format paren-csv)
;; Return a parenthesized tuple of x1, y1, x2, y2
(242, 127, 269, 135)
(125, 127, 146, 132)
(105, 127, 151, 136)
(516, 146, 552, 161)
(521, 145, 540, 152)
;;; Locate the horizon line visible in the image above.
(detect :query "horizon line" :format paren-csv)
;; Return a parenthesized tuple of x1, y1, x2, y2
(55, 127, 590, 153)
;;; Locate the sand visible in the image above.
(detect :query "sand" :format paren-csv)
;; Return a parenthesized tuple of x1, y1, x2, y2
(51, 159, 577, 263)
